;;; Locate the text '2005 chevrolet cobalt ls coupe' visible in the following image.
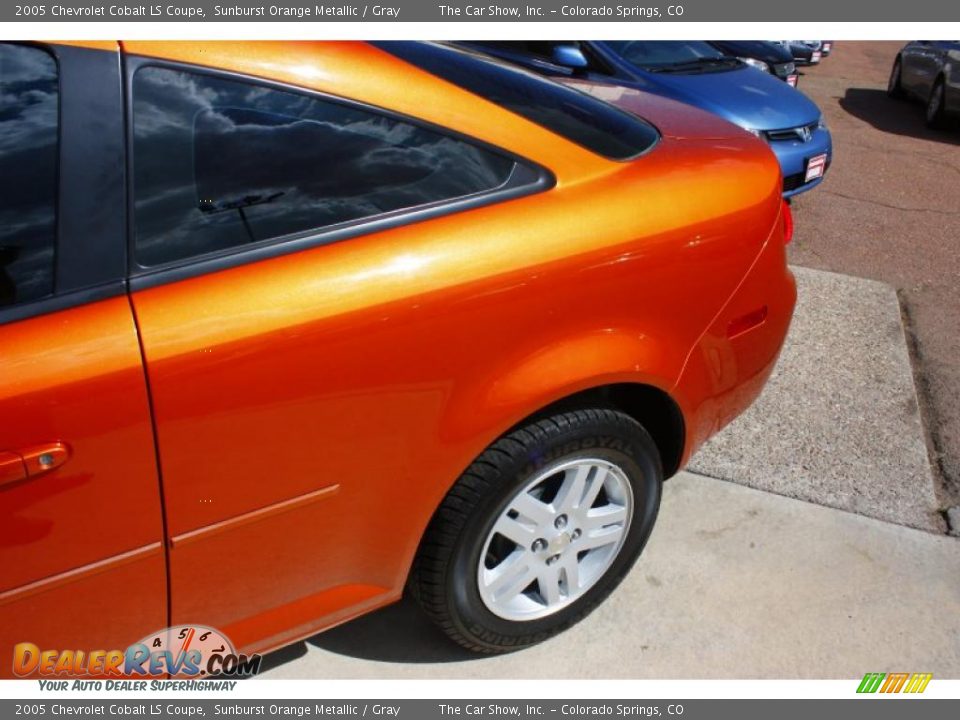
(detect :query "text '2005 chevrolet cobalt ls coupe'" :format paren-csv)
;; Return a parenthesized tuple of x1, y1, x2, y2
(0, 40, 795, 667)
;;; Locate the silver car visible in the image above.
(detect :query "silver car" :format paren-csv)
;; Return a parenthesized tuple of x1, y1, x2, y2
(888, 41, 960, 129)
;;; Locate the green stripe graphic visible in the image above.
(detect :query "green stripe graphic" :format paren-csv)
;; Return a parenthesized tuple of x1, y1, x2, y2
(857, 673, 885, 693)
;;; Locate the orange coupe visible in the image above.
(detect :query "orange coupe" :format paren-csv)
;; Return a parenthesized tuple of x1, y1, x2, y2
(0, 40, 795, 672)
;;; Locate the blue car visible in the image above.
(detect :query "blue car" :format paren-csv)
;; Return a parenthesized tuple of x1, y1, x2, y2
(458, 41, 833, 197)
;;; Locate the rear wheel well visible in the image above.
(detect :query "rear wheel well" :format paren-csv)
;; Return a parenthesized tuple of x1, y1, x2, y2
(510, 384, 685, 477)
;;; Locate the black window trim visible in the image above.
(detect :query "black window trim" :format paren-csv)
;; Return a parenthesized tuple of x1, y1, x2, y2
(0, 42, 128, 327)
(123, 55, 556, 292)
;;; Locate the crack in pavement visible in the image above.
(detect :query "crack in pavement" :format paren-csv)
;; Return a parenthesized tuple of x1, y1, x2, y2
(820, 189, 960, 216)
(836, 139, 960, 175)
(838, 141, 960, 177)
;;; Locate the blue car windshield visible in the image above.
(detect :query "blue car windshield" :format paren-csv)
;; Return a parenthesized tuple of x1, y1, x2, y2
(606, 41, 737, 72)
(378, 42, 659, 161)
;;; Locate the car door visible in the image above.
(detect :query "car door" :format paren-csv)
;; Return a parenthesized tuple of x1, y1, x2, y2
(121, 48, 543, 656)
(0, 42, 166, 677)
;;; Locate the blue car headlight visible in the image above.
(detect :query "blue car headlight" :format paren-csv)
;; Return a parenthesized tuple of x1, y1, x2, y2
(738, 57, 771, 73)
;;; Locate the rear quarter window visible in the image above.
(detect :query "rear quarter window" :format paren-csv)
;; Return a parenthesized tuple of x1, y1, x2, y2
(132, 66, 520, 268)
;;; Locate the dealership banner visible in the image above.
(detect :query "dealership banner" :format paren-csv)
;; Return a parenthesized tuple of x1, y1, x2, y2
(1, 700, 959, 717)
(4, 0, 960, 21)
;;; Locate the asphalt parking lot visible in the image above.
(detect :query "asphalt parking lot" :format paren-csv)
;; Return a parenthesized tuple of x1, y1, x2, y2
(262, 42, 960, 679)
(786, 41, 960, 518)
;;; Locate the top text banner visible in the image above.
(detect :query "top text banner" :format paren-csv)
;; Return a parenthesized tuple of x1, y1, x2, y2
(6, 0, 960, 22)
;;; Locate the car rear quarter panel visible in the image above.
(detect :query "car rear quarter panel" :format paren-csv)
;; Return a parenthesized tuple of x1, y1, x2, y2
(673, 220, 796, 466)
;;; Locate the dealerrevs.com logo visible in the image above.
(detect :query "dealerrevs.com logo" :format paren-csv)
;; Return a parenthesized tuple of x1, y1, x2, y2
(13, 625, 261, 679)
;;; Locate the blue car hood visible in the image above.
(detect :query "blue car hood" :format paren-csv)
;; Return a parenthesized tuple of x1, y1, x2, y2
(627, 66, 821, 131)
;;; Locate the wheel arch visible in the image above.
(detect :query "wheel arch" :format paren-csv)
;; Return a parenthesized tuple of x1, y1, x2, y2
(500, 382, 685, 479)
(439, 328, 690, 481)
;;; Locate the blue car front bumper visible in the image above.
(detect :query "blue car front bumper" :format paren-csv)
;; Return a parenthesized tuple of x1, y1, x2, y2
(767, 126, 833, 197)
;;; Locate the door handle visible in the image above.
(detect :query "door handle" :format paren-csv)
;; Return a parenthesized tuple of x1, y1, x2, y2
(0, 451, 27, 486)
(0, 442, 70, 488)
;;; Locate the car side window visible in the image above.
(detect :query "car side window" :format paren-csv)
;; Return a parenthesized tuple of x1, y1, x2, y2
(132, 67, 517, 268)
(0, 44, 58, 308)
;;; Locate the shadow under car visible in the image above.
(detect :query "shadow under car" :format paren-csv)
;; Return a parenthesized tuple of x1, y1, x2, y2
(839, 88, 960, 143)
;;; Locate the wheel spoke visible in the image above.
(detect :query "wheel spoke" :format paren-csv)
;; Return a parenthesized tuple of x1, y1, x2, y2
(485, 552, 536, 602)
(560, 554, 580, 595)
(510, 491, 554, 526)
(538, 565, 562, 606)
(582, 504, 628, 531)
(581, 466, 609, 509)
(492, 514, 536, 547)
(578, 524, 624, 552)
(553, 463, 591, 513)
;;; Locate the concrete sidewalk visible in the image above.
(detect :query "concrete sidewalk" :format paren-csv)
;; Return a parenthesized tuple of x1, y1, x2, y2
(261, 472, 960, 679)
(691, 266, 944, 533)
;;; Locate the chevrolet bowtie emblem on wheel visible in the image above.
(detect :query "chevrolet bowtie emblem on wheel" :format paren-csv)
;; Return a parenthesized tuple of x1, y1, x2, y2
(796, 126, 813, 142)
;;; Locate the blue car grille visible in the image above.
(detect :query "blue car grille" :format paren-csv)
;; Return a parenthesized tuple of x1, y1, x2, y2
(766, 122, 818, 142)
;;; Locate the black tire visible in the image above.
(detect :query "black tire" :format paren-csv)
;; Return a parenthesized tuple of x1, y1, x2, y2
(409, 408, 663, 653)
(887, 58, 905, 99)
(925, 78, 950, 130)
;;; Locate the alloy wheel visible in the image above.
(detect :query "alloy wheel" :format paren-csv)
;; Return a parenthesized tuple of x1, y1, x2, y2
(477, 457, 633, 621)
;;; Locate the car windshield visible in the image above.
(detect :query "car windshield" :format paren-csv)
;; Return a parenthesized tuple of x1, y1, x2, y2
(606, 41, 737, 72)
